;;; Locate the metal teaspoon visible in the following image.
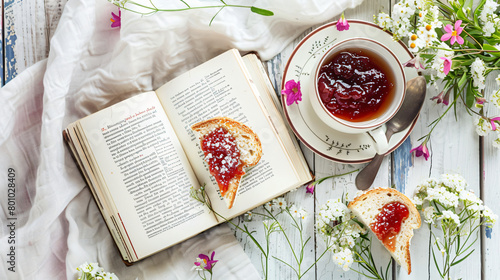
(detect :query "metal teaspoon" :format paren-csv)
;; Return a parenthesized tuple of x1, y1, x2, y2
(355, 76, 427, 190)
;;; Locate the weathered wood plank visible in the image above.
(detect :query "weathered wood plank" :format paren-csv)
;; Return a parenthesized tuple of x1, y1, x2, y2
(481, 75, 500, 280)
(3, 0, 67, 84)
(1, 0, 4, 86)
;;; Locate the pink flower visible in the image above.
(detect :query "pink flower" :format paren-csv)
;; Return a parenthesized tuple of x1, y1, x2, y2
(336, 13, 349, 31)
(403, 56, 425, 70)
(194, 251, 218, 271)
(440, 57, 452, 75)
(111, 10, 121, 28)
(306, 183, 315, 194)
(431, 89, 450, 105)
(410, 142, 430, 160)
(490, 117, 500, 131)
(281, 79, 302, 106)
(476, 96, 486, 105)
(441, 20, 464, 45)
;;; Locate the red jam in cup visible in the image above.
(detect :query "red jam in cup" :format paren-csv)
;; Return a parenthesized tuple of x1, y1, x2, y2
(370, 202, 409, 252)
(317, 48, 395, 122)
(201, 127, 244, 195)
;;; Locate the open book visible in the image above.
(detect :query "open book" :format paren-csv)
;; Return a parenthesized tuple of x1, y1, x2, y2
(64, 49, 312, 264)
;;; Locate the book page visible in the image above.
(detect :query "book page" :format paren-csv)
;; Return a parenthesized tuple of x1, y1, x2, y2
(242, 54, 312, 182)
(78, 92, 217, 261)
(156, 49, 301, 218)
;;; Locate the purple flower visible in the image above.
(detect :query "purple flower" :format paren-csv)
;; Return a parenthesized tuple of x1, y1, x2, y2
(410, 142, 430, 160)
(194, 251, 218, 271)
(111, 10, 121, 28)
(306, 183, 315, 194)
(281, 79, 302, 106)
(336, 13, 349, 31)
(440, 57, 452, 75)
(441, 20, 464, 45)
(490, 117, 500, 131)
(403, 56, 425, 70)
(431, 89, 450, 105)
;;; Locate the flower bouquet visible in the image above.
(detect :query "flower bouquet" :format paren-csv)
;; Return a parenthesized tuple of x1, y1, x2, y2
(375, 0, 500, 157)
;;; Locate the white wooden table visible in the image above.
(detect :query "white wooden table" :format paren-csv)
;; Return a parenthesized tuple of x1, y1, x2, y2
(4, 0, 499, 279)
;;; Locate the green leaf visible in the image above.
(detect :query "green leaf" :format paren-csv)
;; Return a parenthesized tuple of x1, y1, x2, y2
(479, 55, 498, 62)
(484, 44, 500, 57)
(466, 82, 476, 108)
(463, 0, 473, 10)
(451, 249, 476, 266)
(458, 71, 468, 88)
(420, 54, 435, 59)
(467, 29, 483, 35)
(456, 8, 468, 21)
(474, 0, 487, 26)
(251, 6, 274, 16)
(431, 248, 444, 277)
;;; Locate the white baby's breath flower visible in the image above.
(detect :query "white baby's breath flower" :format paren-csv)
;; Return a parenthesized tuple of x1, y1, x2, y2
(459, 190, 481, 205)
(493, 134, 500, 149)
(490, 89, 500, 109)
(376, 12, 393, 29)
(102, 272, 118, 280)
(412, 195, 423, 206)
(440, 174, 467, 193)
(332, 247, 354, 271)
(480, 0, 500, 22)
(426, 186, 459, 208)
(423, 206, 436, 224)
(483, 206, 498, 224)
(442, 210, 461, 226)
(484, 20, 497, 37)
(475, 116, 492, 136)
(471, 58, 487, 91)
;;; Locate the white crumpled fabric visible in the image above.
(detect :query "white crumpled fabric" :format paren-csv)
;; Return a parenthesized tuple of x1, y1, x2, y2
(0, 0, 363, 279)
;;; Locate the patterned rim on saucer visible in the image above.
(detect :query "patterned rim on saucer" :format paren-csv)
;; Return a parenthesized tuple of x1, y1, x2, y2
(281, 20, 418, 164)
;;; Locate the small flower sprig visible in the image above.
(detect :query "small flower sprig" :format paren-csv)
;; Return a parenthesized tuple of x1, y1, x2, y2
(317, 197, 391, 280)
(375, 0, 500, 157)
(108, 0, 273, 25)
(76, 262, 118, 280)
(412, 174, 498, 279)
(190, 185, 327, 279)
(192, 251, 218, 280)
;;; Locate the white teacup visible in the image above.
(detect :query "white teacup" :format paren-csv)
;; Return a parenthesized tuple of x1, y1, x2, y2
(310, 38, 406, 154)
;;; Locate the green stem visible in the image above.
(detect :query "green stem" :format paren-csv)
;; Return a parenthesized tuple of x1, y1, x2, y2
(267, 208, 301, 274)
(125, 1, 254, 12)
(418, 95, 458, 142)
